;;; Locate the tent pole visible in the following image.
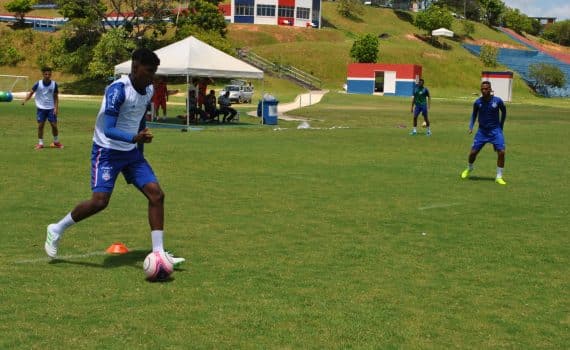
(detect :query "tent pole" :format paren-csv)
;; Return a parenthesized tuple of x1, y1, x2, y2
(186, 74, 190, 130)
(261, 79, 265, 125)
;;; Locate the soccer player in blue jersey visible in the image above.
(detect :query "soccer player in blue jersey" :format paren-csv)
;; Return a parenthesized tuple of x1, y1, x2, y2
(44, 48, 185, 265)
(410, 78, 431, 136)
(461, 81, 507, 185)
(22, 67, 63, 149)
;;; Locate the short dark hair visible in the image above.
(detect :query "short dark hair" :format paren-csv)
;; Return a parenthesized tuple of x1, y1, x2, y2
(41, 67, 53, 73)
(419, 78, 424, 83)
(131, 48, 160, 67)
(481, 80, 492, 87)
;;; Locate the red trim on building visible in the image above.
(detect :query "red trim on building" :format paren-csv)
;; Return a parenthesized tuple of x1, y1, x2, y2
(347, 63, 421, 80)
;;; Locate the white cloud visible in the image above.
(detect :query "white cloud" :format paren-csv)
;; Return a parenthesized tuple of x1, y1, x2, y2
(502, 0, 570, 20)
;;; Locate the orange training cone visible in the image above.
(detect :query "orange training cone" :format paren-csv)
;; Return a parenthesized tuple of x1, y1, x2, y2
(106, 242, 129, 254)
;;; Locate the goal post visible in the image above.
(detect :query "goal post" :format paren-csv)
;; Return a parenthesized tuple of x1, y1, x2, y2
(0, 74, 29, 94)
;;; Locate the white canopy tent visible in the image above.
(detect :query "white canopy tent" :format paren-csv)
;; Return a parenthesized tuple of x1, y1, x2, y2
(431, 28, 454, 37)
(114, 36, 264, 128)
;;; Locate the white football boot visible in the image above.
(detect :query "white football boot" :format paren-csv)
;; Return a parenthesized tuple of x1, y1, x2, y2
(165, 251, 186, 267)
(45, 224, 61, 259)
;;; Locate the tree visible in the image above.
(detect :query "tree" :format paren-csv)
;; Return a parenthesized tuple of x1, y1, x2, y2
(479, 44, 498, 67)
(337, 0, 364, 19)
(350, 34, 379, 63)
(528, 63, 567, 93)
(502, 7, 532, 34)
(88, 28, 136, 79)
(479, 0, 505, 26)
(414, 5, 453, 36)
(4, 0, 35, 26)
(541, 20, 570, 46)
(462, 20, 475, 37)
(176, 0, 227, 37)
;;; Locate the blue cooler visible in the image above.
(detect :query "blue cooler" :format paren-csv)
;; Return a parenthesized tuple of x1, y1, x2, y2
(261, 98, 279, 125)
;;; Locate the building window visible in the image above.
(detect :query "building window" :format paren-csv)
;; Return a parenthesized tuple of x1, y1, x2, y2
(236, 4, 254, 16)
(257, 4, 276, 17)
(296, 7, 310, 19)
(278, 6, 294, 17)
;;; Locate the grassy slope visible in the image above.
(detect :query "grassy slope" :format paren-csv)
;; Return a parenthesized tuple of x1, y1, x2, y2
(1, 2, 567, 101)
(227, 3, 540, 100)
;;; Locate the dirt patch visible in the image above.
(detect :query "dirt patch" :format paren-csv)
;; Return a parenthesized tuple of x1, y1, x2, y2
(405, 34, 421, 42)
(465, 38, 522, 49)
(422, 51, 443, 59)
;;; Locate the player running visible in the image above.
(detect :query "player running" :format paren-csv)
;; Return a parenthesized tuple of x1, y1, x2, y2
(460, 81, 508, 185)
(410, 78, 431, 136)
(22, 67, 63, 149)
(44, 48, 185, 265)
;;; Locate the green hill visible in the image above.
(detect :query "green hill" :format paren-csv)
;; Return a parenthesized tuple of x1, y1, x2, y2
(0, 2, 563, 100)
(227, 3, 533, 99)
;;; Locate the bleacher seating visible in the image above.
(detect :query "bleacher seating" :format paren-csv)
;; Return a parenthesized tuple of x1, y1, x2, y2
(463, 44, 570, 97)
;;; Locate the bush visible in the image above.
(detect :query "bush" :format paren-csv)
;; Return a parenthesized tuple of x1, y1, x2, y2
(528, 63, 567, 91)
(462, 20, 475, 37)
(350, 33, 379, 63)
(480, 45, 498, 67)
(0, 46, 24, 66)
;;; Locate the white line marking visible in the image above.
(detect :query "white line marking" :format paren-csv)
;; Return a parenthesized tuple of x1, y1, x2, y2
(15, 250, 122, 264)
(418, 203, 461, 210)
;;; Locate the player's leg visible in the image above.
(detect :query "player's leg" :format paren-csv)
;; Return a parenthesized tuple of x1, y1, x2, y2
(160, 100, 167, 119)
(48, 113, 63, 148)
(36, 109, 47, 148)
(461, 132, 484, 179)
(493, 130, 507, 184)
(45, 145, 122, 258)
(410, 107, 419, 135)
(125, 154, 185, 265)
(422, 108, 431, 135)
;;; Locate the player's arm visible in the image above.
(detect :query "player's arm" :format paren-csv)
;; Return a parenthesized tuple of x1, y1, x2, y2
(469, 103, 479, 134)
(499, 100, 506, 130)
(53, 83, 59, 115)
(410, 95, 415, 112)
(102, 83, 140, 143)
(21, 82, 38, 105)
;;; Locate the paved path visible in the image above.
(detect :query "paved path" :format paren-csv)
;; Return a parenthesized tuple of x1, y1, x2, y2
(247, 90, 329, 121)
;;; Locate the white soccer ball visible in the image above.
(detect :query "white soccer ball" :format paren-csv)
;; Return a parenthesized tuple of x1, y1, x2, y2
(143, 251, 174, 282)
(421, 121, 427, 128)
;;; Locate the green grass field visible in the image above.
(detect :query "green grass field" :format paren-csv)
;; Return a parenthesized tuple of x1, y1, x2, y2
(1, 94, 568, 348)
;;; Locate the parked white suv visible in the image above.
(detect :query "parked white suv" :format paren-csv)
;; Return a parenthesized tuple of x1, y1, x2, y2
(220, 84, 254, 103)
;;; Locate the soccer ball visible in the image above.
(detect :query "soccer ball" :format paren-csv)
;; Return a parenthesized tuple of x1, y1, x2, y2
(421, 121, 427, 128)
(143, 251, 174, 282)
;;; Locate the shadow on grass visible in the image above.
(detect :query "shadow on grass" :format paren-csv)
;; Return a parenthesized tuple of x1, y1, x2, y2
(393, 10, 414, 24)
(414, 34, 453, 50)
(466, 176, 495, 182)
(48, 249, 148, 269)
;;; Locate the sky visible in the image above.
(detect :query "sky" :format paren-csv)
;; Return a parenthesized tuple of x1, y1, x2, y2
(502, 0, 570, 21)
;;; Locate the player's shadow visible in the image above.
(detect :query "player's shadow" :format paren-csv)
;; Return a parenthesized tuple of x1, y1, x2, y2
(466, 175, 496, 182)
(48, 249, 147, 269)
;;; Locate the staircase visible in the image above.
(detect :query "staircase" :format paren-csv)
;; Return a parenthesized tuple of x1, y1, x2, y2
(238, 49, 322, 90)
(463, 44, 570, 97)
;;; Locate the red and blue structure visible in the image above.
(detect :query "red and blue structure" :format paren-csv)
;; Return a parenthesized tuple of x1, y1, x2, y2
(346, 63, 422, 97)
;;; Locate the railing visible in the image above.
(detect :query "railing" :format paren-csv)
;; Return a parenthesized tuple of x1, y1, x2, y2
(238, 49, 322, 90)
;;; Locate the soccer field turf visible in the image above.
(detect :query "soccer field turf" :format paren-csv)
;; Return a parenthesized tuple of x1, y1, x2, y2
(1, 94, 568, 348)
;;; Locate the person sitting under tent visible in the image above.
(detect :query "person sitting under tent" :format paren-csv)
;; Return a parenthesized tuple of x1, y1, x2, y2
(186, 89, 207, 123)
(204, 89, 219, 122)
(219, 90, 237, 123)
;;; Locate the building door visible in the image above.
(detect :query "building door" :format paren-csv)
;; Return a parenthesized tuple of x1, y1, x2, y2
(374, 72, 384, 93)
(384, 71, 396, 94)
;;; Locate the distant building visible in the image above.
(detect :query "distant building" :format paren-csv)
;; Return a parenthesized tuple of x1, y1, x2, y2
(530, 17, 556, 26)
(220, 0, 322, 28)
(346, 63, 422, 96)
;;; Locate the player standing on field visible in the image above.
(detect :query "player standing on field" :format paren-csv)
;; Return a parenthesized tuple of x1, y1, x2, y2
(460, 81, 508, 185)
(22, 67, 63, 149)
(44, 48, 185, 266)
(410, 78, 431, 136)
